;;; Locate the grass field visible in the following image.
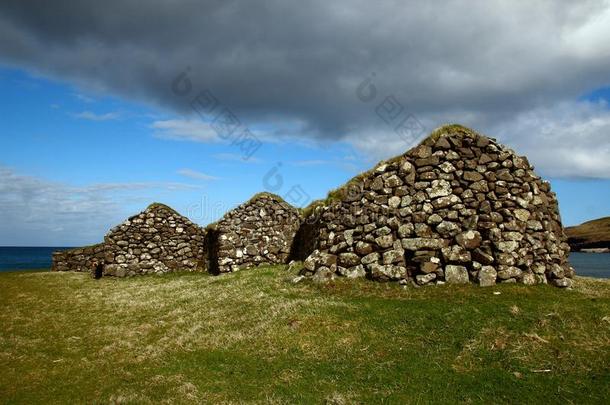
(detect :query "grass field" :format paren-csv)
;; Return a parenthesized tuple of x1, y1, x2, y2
(0, 267, 609, 404)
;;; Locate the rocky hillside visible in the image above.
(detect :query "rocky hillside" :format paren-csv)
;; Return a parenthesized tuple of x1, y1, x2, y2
(565, 216, 610, 251)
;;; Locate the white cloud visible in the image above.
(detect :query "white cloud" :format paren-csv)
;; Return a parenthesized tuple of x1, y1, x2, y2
(74, 110, 120, 121)
(345, 99, 610, 178)
(151, 119, 220, 143)
(3, 0, 610, 178)
(176, 168, 219, 181)
(0, 165, 201, 245)
(489, 100, 610, 178)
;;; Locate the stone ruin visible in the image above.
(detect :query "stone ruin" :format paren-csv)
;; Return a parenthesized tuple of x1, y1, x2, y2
(52, 125, 574, 287)
(205, 193, 302, 273)
(53, 203, 206, 277)
(300, 125, 574, 287)
(102, 203, 206, 277)
(52, 194, 301, 277)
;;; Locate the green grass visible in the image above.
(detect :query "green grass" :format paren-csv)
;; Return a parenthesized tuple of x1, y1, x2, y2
(0, 267, 608, 404)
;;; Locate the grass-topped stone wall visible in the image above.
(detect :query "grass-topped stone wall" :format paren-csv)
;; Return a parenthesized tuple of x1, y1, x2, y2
(300, 125, 574, 287)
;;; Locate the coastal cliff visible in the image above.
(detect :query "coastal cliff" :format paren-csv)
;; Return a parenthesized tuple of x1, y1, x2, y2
(566, 217, 610, 252)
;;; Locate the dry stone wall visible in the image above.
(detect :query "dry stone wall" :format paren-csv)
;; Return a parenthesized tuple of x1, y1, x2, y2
(51, 125, 574, 288)
(102, 203, 206, 277)
(207, 193, 301, 273)
(301, 125, 574, 287)
(51, 203, 206, 277)
(51, 243, 105, 273)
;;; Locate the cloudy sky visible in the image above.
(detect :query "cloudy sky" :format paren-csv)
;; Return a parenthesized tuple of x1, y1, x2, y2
(1, 0, 610, 245)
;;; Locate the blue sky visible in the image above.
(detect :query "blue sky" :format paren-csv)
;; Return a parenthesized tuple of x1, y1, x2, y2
(0, 67, 377, 245)
(1, 1, 610, 246)
(1, 66, 609, 246)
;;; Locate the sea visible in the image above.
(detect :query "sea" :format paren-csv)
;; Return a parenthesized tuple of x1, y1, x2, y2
(0, 247, 608, 278)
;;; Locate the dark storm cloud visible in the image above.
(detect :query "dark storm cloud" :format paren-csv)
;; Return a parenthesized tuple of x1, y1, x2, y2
(1, 0, 610, 176)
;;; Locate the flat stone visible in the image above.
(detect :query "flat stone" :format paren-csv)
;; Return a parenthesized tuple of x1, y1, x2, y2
(527, 220, 543, 230)
(398, 223, 414, 238)
(445, 265, 469, 284)
(355, 241, 373, 255)
(427, 214, 443, 225)
(455, 230, 482, 249)
(478, 266, 497, 287)
(401, 238, 449, 251)
(497, 266, 522, 279)
(338, 264, 366, 279)
(432, 194, 461, 209)
(521, 273, 537, 285)
(312, 267, 335, 283)
(338, 252, 360, 267)
(495, 240, 519, 253)
(361, 252, 380, 265)
(416, 272, 437, 285)
(369, 264, 408, 281)
(434, 136, 451, 149)
(436, 221, 461, 237)
(503, 232, 524, 241)
(514, 209, 531, 222)
(375, 235, 394, 249)
(463, 171, 484, 182)
(439, 161, 456, 173)
(384, 175, 403, 188)
(552, 278, 572, 288)
(383, 249, 405, 265)
(472, 248, 494, 265)
(420, 261, 439, 274)
(388, 196, 401, 208)
(427, 179, 452, 198)
(441, 245, 471, 263)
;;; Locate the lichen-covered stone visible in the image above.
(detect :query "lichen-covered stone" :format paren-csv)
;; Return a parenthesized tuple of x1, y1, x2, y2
(478, 266, 497, 287)
(445, 265, 469, 284)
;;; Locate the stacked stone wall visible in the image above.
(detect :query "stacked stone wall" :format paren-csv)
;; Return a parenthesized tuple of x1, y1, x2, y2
(210, 193, 302, 273)
(51, 244, 105, 274)
(102, 204, 206, 277)
(301, 125, 574, 287)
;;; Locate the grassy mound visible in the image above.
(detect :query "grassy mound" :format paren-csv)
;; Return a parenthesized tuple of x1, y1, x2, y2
(566, 216, 610, 250)
(0, 267, 608, 403)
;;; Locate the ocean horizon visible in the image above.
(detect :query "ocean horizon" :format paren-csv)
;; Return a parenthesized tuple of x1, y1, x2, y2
(1, 246, 608, 279)
(0, 246, 74, 272)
